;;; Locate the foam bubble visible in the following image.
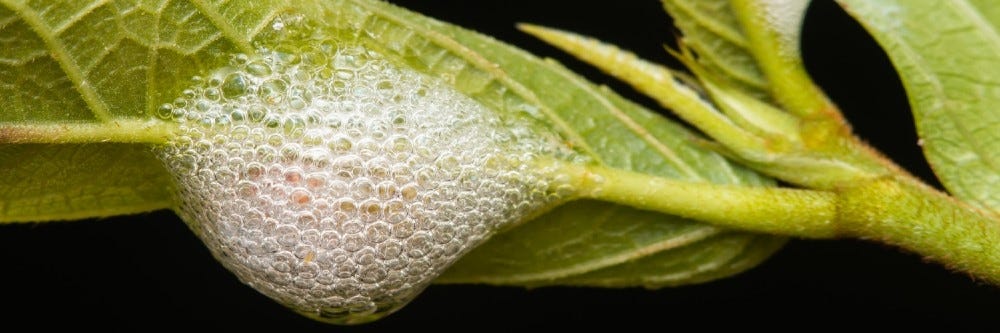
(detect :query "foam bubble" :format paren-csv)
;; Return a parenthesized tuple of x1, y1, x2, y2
(155, 15, 572, 324)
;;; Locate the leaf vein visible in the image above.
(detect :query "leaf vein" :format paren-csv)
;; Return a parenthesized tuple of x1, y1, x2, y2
(667, 0, 748, 48)
(1, 0, 112, 121)
(863, 2, 1000, 203)
(468, 226, 722, 284)
(568, 73, 704, 179)
(145, 7, 162, 118)
(933, 1, 1000, 180)
(51, 0, 108, 34)
(346, 0, 601, 161)
(146, 31, 223, 55)
(188, 0, 254, 54)
(249, 4, 285, 38)
(0, 50, 46, 65)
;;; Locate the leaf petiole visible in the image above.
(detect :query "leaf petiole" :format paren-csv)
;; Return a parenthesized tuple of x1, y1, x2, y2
(0, 120, 178, 145)
(557, 161, 839, 238)
(561, 159, 1000, 284)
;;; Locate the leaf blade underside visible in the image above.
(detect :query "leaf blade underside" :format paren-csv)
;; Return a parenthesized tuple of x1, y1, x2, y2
(0, 0, 289, 221)
(0, 144, 173, 222)
(1, 0, 784, 287)
(662, 0, 771, 100)
(838, 0, 1000, 213)
(344, 0, 784, 287)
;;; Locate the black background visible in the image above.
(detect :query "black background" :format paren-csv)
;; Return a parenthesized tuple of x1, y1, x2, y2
(2, 1, 999, 331)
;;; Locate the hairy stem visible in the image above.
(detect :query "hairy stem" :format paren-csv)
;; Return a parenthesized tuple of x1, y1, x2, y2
(564, 161, 1000, 283)
(562, 163, 840, 238)
(838, 177, 1000, 284)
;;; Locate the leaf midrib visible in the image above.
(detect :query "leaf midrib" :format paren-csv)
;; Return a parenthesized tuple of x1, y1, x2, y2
(454, 222, 723, 284)
(546, 65, 707, 180)
(189, 0, 254, 54)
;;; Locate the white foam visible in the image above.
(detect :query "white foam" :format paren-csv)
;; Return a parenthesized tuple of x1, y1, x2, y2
(155, 18, 569, 324)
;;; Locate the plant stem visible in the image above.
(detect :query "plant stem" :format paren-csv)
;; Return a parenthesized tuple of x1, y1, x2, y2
(729, 0, 839, 121)
(563, 163, 840, 238)
(0, 120, 177, 144)
(837, 176, 1000, 284)
(565, 161, 1000, 283)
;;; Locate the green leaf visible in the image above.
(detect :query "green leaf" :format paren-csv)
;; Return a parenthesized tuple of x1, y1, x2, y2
(0, 144, 173, 222)
(0, 0, 782, 291)
(662, 0, 771, 98)
(0, 0, 287, 221)
(0, 0, 286, 121)
(837, 0, 1000, 213)
(438, 200, 785, 288)
(554, 230, 785, 288)
(665, 0, 834, 119)
(350, 0, 784, 286)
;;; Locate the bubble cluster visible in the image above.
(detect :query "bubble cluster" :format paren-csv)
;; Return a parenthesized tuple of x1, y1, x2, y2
(155, 16, 571, 324)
